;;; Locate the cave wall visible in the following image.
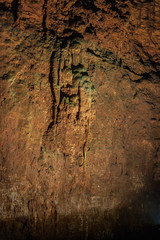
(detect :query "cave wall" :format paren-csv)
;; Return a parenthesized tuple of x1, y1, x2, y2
(0, 0, 160, 239)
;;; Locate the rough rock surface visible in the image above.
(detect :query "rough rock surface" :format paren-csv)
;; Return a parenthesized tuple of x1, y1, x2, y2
(0, 0, 160, 239)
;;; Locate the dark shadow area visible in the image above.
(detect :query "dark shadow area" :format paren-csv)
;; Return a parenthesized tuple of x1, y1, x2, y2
(11, 0, 19, 22)
(1, 180, 160, 240)
(0, 3, 9, 13)
(75, 0, 99, 12)
(0, 214, 159, 240)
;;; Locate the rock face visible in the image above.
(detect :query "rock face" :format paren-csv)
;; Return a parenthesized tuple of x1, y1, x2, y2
(0, 0, 160, 239)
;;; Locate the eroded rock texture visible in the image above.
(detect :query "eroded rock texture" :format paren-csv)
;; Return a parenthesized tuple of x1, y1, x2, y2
(0, 0, 160, 239)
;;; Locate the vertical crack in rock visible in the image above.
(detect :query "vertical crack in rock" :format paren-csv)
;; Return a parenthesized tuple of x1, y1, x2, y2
(11, 0, 19, 23)
(81, 119, 90, 171)
(47, 51, 57, 129)
(57, 50, 62, 86)
(42, 0, 48, 37)
(76, 83, 81, 121)
(54, 51, 61, 124)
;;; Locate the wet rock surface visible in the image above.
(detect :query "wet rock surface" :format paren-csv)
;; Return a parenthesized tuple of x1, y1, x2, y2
(0, 0, 160, 239)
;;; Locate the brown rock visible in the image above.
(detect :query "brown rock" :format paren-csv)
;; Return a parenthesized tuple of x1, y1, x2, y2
(0, 1, 160, 239)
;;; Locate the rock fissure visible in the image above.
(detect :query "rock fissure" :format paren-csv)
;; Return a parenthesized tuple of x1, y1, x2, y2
(11, 0, 19, 23)
(48, 50, 57, 126)
(42, 0, 48, 37)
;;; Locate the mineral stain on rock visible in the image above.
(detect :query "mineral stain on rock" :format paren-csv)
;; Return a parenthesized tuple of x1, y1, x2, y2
(0, 0, 160, 239)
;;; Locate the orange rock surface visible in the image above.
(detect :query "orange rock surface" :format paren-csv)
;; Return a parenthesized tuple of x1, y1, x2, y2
(0, 0, 160, 239)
